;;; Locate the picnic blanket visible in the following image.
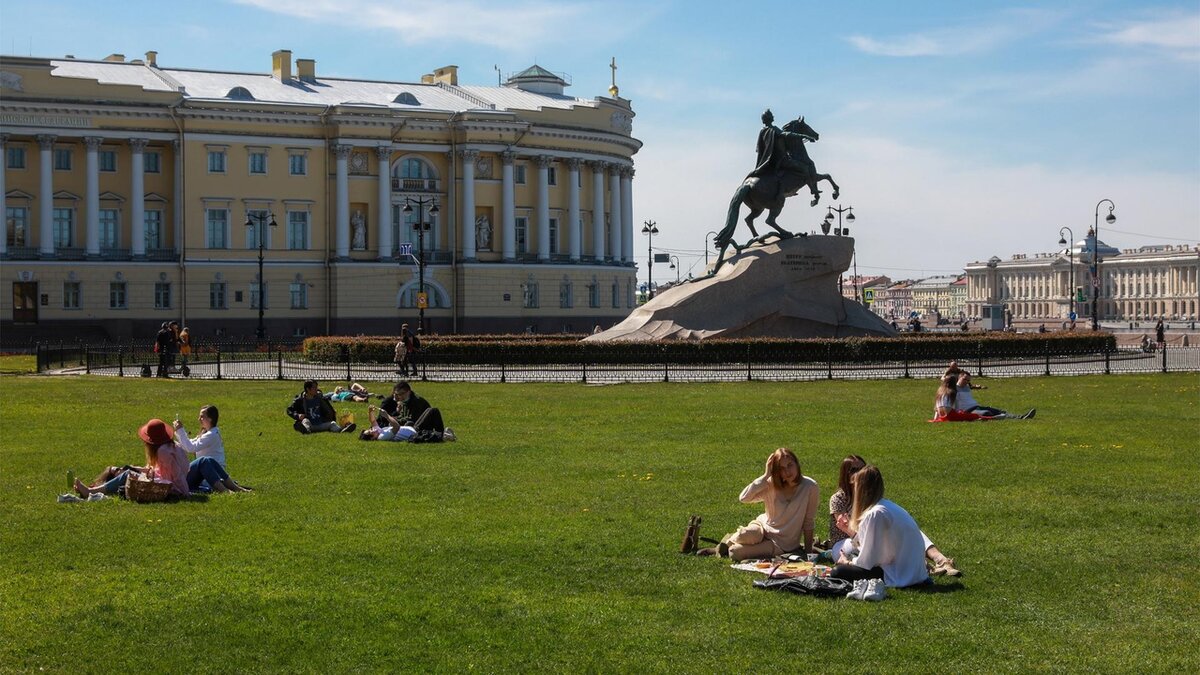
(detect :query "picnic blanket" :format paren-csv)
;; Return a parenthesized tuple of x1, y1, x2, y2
(730, 560, 833, 579)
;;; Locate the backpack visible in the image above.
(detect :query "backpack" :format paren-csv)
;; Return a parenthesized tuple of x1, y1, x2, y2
(753, 575, 852, 598)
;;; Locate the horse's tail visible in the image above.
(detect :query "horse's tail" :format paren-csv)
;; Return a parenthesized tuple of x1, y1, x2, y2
(716, 183, 751, 247)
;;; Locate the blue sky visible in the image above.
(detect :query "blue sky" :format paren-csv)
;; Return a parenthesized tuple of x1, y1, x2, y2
(3, 0, 1197, 282)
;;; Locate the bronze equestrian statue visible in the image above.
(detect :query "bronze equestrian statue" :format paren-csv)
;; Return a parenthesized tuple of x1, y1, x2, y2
(705, 110, 840, 276)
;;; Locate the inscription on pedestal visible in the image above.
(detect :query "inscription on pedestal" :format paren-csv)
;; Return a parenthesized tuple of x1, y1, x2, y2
(781, 253, 831, 273)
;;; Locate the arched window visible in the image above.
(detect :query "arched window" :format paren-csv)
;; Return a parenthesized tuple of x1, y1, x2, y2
(225, 87, 255, 100)
(397, 157, 435, 180)
(393, 92, 420, 106)
(396, 280, 450, 309)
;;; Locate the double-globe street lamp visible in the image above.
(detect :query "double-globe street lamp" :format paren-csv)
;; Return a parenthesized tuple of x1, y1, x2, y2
(1058, 226, 1075, 322)
(403, 197, 439, 333)
(1089, 199, 1117, 330)
(642, 220, 659, 298)
(244, 211, 277, 340)
(824, 205, 857, 300)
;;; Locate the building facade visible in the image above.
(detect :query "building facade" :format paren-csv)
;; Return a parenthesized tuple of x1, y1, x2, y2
(964, 232, 1199, 324)
(1, 51, 642, 342)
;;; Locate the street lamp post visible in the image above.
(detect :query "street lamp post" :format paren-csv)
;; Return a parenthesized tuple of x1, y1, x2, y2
(669, 255, 680, 283)
(403, 197, 439, 333)
(824, 205, 856, 299)
(1058, 226, 1075, 322)
(1090, 199, 1116, 330)
(642, 220, 659, 298)
(244, 211, 277, 341)
(704, 230, 719, 267)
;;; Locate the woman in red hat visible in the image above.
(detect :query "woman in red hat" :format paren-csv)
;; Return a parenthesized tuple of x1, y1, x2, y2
(74, 419, 190, 498)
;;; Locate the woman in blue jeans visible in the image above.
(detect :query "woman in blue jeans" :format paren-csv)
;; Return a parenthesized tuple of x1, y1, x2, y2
(174, 405, 251, 493)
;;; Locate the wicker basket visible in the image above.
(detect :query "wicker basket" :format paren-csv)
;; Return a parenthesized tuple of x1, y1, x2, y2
(125, 473, 171, 503)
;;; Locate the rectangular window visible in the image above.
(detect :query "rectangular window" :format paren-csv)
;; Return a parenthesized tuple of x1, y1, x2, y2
(63, 281, 81, 309)
(99, 149, 117, 172)
(287, 211, 309, 250)
(250, 282, 266, 309)
(612, 283, 619, 308)
(206, 209, 229, 248)
(144, 151, 161, 174)
(207, 150, 226, 173)
(144, 210, 162, 250)
(154, 282, 171, 309)
(6, 146, 26, 169)
(289, 153, 307, 176)
(99, 209, 119, 248)
(53, 148, 72, 171)
(548, 218, 559, 254)
(523, 281, 539, 309)
(290, 281, 308, 309)
(547, 166, 558, 186)
(109, 282, 127, 309)
(515, 217, 528, 254)
(249, 151, 267, 175)
(209, 282, 227, 309)
(6, 206, 28, 247)
(515, 164, 527, 184)
(53, 208, 74, 247)
(588, 283, 599, 308)
(560, 281, 572, 309)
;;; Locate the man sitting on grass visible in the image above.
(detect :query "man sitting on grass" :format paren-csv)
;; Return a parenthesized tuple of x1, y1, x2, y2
(377, 381, 452, 439)
(288, 379, 356, 434)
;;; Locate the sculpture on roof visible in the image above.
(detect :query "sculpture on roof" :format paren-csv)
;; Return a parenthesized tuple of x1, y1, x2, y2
(706, 111, 841, 276)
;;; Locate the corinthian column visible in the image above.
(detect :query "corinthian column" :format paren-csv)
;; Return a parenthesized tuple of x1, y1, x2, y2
(376, 146, 392, 259)
(461, 149, 479, 260)
(621, 166, 634, 263)
(130, 138, 148, 257)
(333, 143, 352, 259)
(608, 164, 622, 261)
(84, 136, 101, 257)
(566, 158, 581, 261)
(535, 155, 552, 261)
(37, 135, 57, 256)
(589, 160, 607, 261)
(501, 151, 516, 260)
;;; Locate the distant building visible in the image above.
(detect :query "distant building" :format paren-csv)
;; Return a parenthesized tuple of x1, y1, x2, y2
(909, 275, 961, 323)
(840, 274, 891, 305)
(872, 280, 913, 320)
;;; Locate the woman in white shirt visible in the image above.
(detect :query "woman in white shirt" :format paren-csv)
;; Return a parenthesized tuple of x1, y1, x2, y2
(173, 405, 250, 492)
(831, 465, 930, 587)
(698, 447, 819, 561)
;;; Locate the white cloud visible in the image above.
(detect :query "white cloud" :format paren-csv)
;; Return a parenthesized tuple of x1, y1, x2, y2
(846, 8, 1064, 57)
(1091, 12, 1200, 61)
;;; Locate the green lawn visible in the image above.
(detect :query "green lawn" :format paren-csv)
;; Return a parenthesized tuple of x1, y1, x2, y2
(1, 374, 1197, 672)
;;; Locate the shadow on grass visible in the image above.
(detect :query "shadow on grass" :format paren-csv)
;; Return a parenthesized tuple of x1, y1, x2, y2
(904, 580, 966, 594)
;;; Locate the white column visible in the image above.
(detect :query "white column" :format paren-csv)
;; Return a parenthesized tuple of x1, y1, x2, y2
(590, 160, 607, 260)
(375, 146, 392, 259)
(333, 143, 351, 259)
(566, 158, 581, 261)
(172, 139, 182, 254)
(620, 166, 634, 263)
(130, 138, 147, 257)
(84, 136, 101, 256)
(501, 151, 516, 261)
(461, 149, 479, 260)
(608, 165, 622, 260)
(37, 135, 56, 256)
(0, 135, 7, 257)
(535, 155, 552, 261)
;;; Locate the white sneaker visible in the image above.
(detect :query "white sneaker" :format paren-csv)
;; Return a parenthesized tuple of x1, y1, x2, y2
(442, 427, 457, 442)
(865, 578, 887, 601)
(87, 493, 108, 501)
(847, 579, 867, 601)
(57, 493, 83, 503)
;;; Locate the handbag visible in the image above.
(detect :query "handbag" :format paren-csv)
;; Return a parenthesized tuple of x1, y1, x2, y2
(753, 575, 853, 597)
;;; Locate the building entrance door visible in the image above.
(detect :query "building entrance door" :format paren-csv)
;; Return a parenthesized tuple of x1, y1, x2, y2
(12, 282, 38, 323)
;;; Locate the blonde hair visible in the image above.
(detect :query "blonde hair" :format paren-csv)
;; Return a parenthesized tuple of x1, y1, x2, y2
(768, 447, 801, 490)
(849, 465, 885, 531)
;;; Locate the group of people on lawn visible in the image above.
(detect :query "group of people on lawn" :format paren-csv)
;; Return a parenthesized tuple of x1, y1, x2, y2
(932, 361, 1035, 422)
(285, 378, 452, 442)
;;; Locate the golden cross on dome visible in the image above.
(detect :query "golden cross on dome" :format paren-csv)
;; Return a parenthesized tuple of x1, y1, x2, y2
(608, 57, 619, 97)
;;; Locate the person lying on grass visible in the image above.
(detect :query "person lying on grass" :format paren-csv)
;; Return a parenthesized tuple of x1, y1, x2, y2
(359, 404, 419, 442)
(830, 464, 934, 588)
(377, 381, 445, 435)
(697, 447, 818, 560)
(325, 382, 378, 403)
(955, 371, 1034, 419)
(828, 454, 959, 577)
(173, 405, 251, 492)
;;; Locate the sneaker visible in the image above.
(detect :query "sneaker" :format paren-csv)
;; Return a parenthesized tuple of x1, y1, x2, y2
(931, 558, 962, 577)
(87, 493, 108, 501)
(443, 427, 457, 442)
(865, 578, 887, 601)
(57, 493, 84, 503)
(695, 546, 719, 557)
(847, 579, 867, 601)
(340, 423, 357, 433)
(1023, 408, 1036, 419)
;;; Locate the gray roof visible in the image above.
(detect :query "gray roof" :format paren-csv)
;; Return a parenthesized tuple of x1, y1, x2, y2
(47, 59, 598, 113)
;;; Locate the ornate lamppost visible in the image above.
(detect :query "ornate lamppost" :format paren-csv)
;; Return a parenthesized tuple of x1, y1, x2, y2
(705, 229, 719, 266)
(824, 205, 856, 298)
(1089, 199, 1116, 330)
(403, 197, 439, 333)
(669, 255, 680, 283)
(642, 220, 659, 298)
(1058, 226, 1075, 322)
(244, 211, 277, 340)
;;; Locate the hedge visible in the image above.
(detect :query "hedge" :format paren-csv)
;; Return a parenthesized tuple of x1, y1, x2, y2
(301, 332, 1118, 365)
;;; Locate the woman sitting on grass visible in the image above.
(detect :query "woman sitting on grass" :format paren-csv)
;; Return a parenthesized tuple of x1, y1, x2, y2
(933, 373, 985, 422)
(698, 447, 819, 560)
(828, 455, 960, 577)
(830, 465, 933, 587)
(173, 405, 251, 493)
(74, 419, 190, 498)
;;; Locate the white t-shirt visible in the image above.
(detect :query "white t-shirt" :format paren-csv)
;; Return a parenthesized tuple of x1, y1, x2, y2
(378, 425, 418, 442)
(175, 426, 226, 468)
(955, 386, 979, 411)
(850, 499, 930, 588)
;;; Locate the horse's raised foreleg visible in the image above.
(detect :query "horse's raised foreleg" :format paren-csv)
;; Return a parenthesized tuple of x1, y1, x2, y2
(816, 174, 840, 201)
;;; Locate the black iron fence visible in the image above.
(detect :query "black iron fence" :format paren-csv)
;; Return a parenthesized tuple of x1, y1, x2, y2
(37, 340, 1199, 383)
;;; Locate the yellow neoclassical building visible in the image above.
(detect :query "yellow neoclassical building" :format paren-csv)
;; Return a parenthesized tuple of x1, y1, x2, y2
(0, 50, 642, 342)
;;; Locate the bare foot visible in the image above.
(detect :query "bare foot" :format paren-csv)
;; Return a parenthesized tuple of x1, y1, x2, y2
(74, 478, 92, 498)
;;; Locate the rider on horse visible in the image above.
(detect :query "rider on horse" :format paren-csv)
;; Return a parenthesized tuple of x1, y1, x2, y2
(747, 109, 808, 202)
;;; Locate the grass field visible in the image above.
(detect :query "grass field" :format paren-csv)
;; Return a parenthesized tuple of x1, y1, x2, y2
(1, 374, 1197, 672)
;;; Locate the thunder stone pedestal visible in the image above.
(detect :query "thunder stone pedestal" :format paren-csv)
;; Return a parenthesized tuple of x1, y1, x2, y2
(586, 235, 896, 341)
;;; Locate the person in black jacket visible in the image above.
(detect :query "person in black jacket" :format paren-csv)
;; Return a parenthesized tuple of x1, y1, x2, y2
(154, 322, 174, 377)
(287, 379, 355, 434)
(377, 381, 444, 434)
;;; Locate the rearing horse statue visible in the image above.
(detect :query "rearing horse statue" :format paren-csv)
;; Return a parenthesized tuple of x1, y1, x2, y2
(706, 114, 840, 276)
